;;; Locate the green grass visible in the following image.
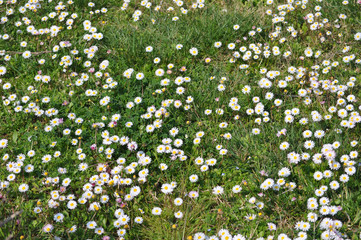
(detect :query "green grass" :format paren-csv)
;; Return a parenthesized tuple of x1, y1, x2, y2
(0, 0, 361, 239)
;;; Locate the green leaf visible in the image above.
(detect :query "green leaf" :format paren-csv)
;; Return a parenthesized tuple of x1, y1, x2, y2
(12, 131, 18, 143)
(301, 23, 308, 34)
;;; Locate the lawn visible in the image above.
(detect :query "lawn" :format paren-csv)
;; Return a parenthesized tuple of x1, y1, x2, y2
(0, 0, 361, 239)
